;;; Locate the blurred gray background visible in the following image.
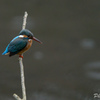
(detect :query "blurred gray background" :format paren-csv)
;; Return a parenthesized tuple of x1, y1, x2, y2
(0, 0, 100, 100)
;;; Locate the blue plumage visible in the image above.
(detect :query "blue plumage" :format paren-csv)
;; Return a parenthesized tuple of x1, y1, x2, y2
(11, 36, 19, 42)
(2, 36, 28, 56)
(2, 48, 9, 55)
(2, 36, 19, 55)
(2, 29, 42, 57)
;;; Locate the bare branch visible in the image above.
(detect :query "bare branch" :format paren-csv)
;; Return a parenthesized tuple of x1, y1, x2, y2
(22, 11, 28, 30)
(13, 11, 28, 100)
(13, 94, 21, 100)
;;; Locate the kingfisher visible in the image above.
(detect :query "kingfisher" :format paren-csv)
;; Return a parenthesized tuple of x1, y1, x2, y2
(2, 29, 42, 58)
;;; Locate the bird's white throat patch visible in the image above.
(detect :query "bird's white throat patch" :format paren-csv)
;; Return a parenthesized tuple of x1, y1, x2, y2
(29, 39, 32, 41)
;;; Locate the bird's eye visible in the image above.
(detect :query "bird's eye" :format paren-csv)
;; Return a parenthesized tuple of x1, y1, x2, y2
(28, 33, 31, 37)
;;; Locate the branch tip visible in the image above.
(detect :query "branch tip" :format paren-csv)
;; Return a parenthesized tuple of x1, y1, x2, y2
(13, 94, 21, 100)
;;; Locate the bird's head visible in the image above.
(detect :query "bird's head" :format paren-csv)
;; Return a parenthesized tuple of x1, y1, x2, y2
(19, 29, 42, 44)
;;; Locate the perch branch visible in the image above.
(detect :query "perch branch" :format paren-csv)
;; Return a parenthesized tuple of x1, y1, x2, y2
(22, 11, 28, 30)
(13, 11, 28, 100)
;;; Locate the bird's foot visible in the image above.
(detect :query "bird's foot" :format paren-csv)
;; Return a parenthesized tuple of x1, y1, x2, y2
(19, 55, 23, 59)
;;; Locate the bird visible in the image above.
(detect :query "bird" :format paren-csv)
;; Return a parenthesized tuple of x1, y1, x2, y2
(2, 29, 42, 58)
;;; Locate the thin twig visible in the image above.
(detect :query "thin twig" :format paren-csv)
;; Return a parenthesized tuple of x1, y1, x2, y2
(13, 94, 21, 100)
(22, 11, 28, 30)
(13, 11, 28, 100)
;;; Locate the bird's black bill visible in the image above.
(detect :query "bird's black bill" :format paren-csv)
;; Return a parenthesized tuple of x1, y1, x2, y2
(33, 37, 42, 44)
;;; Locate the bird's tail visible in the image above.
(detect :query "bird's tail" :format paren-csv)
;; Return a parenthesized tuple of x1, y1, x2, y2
(2, 50, 9, 55)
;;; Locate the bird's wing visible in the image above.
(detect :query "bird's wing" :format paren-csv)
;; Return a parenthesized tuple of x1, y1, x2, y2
(8, 38, 27, 55)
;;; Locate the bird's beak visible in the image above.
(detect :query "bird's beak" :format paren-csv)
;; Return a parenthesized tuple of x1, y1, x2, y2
(33, 37, 42, 44)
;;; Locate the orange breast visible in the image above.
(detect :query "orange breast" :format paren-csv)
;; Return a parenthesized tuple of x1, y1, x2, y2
(17, 39, 32, 55)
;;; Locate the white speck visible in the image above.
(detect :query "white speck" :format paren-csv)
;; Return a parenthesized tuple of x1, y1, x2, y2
(84, 62, 100, 80)
(19, 35, 24, 38)
(33, 51, 44, 60)
(29, 39, 32, 41)
(80, 38, 95, 49)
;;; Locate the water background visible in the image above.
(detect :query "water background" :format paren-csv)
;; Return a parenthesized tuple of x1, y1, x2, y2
(0, 0, 100, 100)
